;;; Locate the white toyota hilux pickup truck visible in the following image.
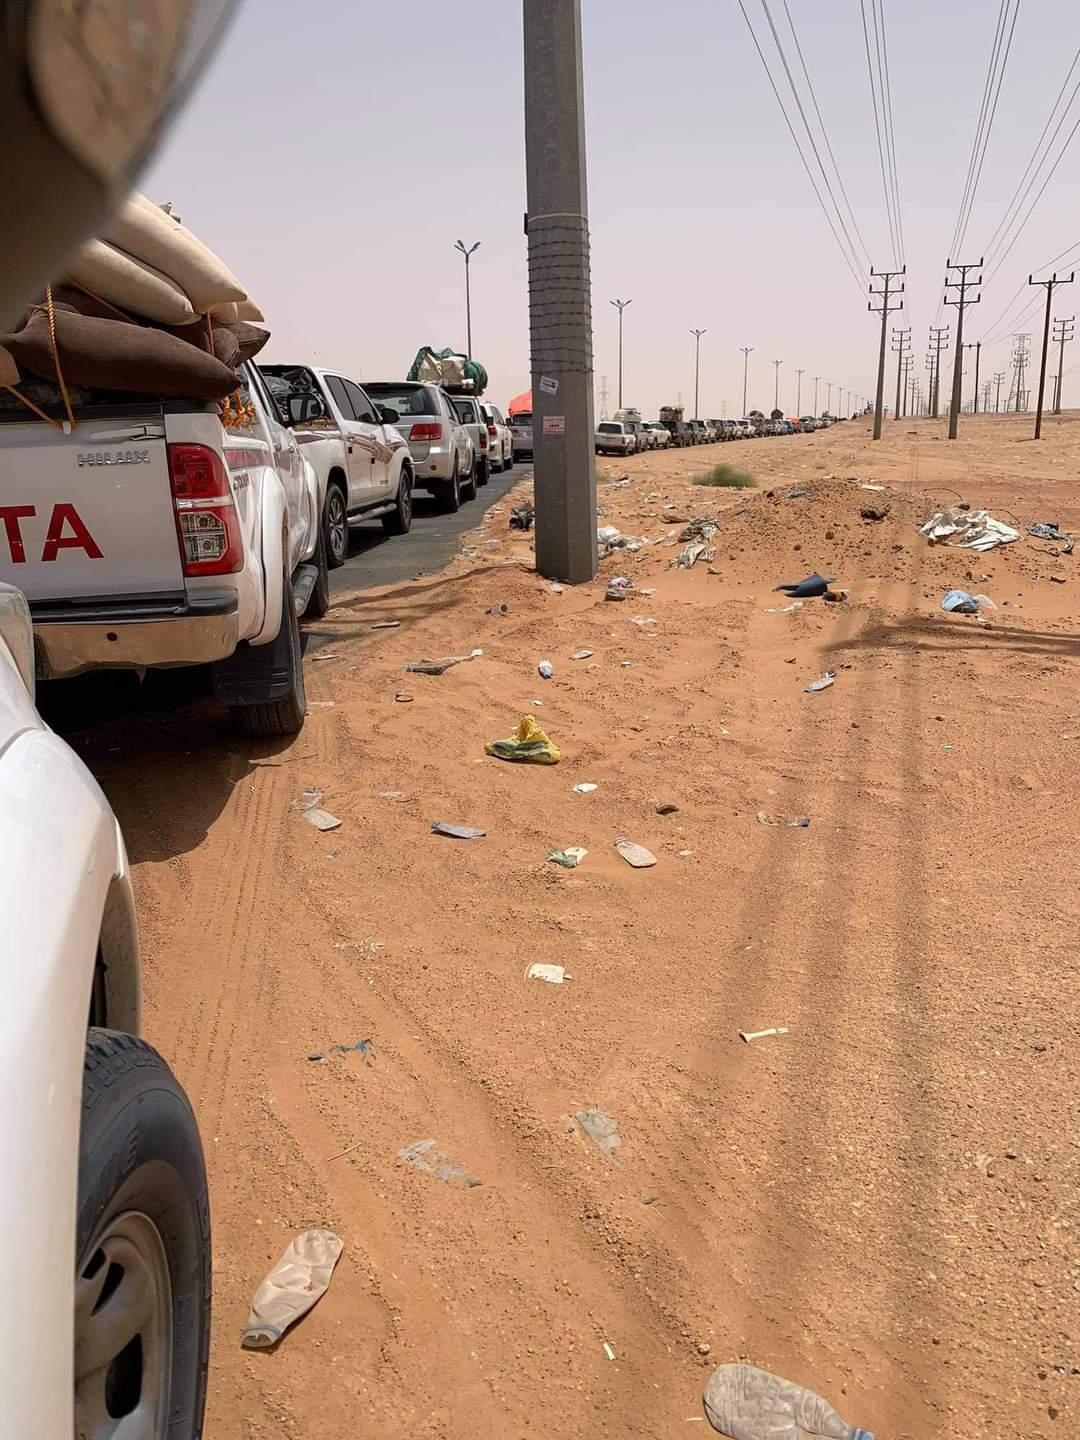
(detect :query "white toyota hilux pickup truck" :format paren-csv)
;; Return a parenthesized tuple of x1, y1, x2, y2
(0, 360, 326, 736)
(0, 580, 210, 1435)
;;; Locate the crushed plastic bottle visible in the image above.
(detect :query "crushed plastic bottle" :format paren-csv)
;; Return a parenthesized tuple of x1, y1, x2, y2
(703, 1364, 874, 1440)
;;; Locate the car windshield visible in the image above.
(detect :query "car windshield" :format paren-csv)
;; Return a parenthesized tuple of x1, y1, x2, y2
(364, 384, 436, 421)
(512, 414, 532, 427)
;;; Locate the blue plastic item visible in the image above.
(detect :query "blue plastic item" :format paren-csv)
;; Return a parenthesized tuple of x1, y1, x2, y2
(941, 589, 979, 613)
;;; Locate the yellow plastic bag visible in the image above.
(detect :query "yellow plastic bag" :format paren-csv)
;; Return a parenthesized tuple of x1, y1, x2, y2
(485, 714, 561, 765)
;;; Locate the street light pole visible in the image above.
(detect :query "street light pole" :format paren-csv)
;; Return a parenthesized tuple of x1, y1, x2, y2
(812, 375, 821, 413)
(610, 298, 631, 409)
(740, 346, 753, 415)
(690, 329, 706, 421)
(772, 359, 782, 410)
(795, 367, 804, 413)
(453, 239, 481, 358)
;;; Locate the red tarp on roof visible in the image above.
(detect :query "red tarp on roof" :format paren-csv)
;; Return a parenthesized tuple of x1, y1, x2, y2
(507, 390, 531, 415)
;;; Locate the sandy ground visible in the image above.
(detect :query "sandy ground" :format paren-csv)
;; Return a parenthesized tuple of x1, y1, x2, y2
(74, 412, 1080, 1438)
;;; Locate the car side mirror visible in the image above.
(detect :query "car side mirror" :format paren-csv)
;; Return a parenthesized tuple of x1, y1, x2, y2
(287, 392, 324, 426)
(377, 405, 398, 425)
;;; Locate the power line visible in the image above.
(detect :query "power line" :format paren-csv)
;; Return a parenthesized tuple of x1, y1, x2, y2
(979, 239, 1080, 343)
(743, 0, 875, 296)
(956, 0, 1021, 255)
(872, 0, 905, 264)
(859, 0, 900, 266)
(984, 105, 1080, 285)
(949, 0, 1020, 261)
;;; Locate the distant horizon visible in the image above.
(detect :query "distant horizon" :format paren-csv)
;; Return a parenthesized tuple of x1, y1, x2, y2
(145, 0, 1080, 419)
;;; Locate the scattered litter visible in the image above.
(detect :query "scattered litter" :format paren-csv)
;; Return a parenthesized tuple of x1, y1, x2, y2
(397, 1138, 480, 1186)
(603, 1343, 616, 1362)
(703, 1363, 874, 1440)
(370, 620, 400, 629)
(675, 541, 708, 569)
(598, 525, 647, 554)
(568, 1107, 622, 1167)
(241, 1230, 344, 1350)
(431, 822, 487, 839)
(630, 615, 657, 627)
(547, 847, 588, 868)
(307, 700, 335, 711)
(510, 502, 535, 531)
(640, 587, 656, 596)
(538, 660, 554, 679)
(785, 489, 810, 500)
(738, 1026, 790, 1043)
(679, 516, 720, 542)
(1029, 522, 1068, 542)
(620, 660, 633, 667)
(642, 1194, 659, 1205)
(608, 575, 634, 589)
(615, 838, 657, 868)
(765, 600, 804, 614)
(311, 652, 338, 662)
(861, 482, 887, 491)
(570, 648, 594, 660)
(332, 1039, 375, 1058)
(303, 808, 342, 831)
(655, 801, 679, 815)
(485, 714, 561, 764)
(804, 671, 836, 693)
(394, 692, 414, 703)
(823, 587, 849, 604)
(774, 572, 835, 598)
(605, 585, 628, 601)
(404, 648, 482, 676)
(941, 589, 996, 614)
(291, 787, 324, 811)
(677, 849, 693, 857)
(308, 1052, 325, 1062)
(527, 962, 570, 984)
(756, 812, 810, 828)
(377, 790, 408, 801)
(860, 503, 890, 521)
(530, 698, 544, 707)
(919, 506, 1019, 551)
(549, 582, 564, 593)
(573, 782, 598, 793)
(486, 603, 509, 615)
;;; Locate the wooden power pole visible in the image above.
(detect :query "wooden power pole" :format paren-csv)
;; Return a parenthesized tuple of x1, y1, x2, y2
(944, 258, 983, 439)
(1029, 271, 1075, 437)
(870, 267, 905, 439)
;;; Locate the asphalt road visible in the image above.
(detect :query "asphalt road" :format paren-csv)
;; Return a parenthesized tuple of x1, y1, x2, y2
(331, 462, 528, 594)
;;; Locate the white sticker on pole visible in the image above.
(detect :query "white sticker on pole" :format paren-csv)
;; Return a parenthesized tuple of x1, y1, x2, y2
(539, 375, 559, 396)
(543, 415, 566, 435)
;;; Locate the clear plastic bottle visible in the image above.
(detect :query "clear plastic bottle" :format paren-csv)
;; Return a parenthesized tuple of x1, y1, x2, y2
(703, 1364, 875, 1440)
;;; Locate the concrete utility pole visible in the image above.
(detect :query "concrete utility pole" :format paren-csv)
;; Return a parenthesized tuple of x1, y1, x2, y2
(772, 359, 783, 410)
(812, 374, 821, 413)
(740, 346, 753, 415)
(944, 258, 983, 439)
(691, 329, 706, 421)
(993, 370, 1005, 412)
(1029, 271, 1075, 438)
(962, 341, 982, 413)
(928, 325, 949, 418)
(610, 298, 631, 409)
(795, 367, 804, 412)
(1052, 316, 1074, 413)
(453, 240, 481, 358)
(524, 0, 596, 585)
(891, 325, 910, 420)
(1011, 333, 1031, 412)
(869, 266, 905, 439)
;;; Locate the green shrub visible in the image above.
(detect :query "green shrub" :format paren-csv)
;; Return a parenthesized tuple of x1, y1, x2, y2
(693, 463, 755, 489)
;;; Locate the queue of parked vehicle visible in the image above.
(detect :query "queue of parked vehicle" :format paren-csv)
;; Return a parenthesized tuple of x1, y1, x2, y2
(595, 403, 839, 454)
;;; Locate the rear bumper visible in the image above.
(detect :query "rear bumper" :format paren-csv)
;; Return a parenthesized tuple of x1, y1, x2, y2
(407, 440, 454, 486)
(31, 593, 239, 678)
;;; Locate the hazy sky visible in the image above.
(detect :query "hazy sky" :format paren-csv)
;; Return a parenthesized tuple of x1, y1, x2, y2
(145, 0, 1080, 418)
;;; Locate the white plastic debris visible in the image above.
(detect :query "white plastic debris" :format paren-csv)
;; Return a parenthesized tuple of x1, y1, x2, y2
(766, 601, 803, 614)
(919, 506, 1020, 551)
(526, 963, 570, 984)
(303, 808, 341, 831)
(704, 1363, 874, 1440)
(615, 838, 657, 868)
(570, 649, 594, 660)
(804, 671, 836, 693)
(241, 1230, 343, 1350)
(738, 1026, 790, 1043)
(538, 660, 554, 679)
(547, 846, 588, 868)
(572, 782, 598, 793)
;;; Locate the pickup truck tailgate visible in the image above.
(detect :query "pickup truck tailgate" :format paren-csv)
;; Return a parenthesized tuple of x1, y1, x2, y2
(0, 419, 184, 602)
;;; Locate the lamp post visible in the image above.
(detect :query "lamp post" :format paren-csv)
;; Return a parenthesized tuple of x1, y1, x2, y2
(772, 359, 783, 410)
(691, 328, 706, 420)
(453, 240, 481, 359)
(740, 346, 753, 415)
(610, 298, 631, 409)
(795, 367, 804, 413)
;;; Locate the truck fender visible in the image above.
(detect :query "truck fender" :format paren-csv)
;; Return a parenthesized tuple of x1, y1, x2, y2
(249, 467, 287, 647)
(297, 453, 320, 567)
(0, 730, 132, 1430)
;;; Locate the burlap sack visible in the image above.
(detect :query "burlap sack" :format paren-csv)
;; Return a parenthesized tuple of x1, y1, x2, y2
(65, 240, 197, 325)
(4, 310, 238, 401)
(236, 299, 265, 323)
(105, 193, 247, 313)
(0, 345, 19, 387)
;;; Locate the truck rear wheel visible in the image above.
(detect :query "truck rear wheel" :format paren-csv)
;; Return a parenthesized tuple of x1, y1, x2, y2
(382, 467, 413, 535)
(438, 462, 462, 514)
(230, 561, 306, 737)
(303, 522, 331, 620)
(75, 1030, 210, 1440)
(323, 484, 349, 569)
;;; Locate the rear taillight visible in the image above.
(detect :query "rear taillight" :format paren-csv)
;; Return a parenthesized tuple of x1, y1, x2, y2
(478, 429, 488, 448)
(168, 443, 244, 576)
(409, 422, 443, 442)
(487, 424, 498, 437)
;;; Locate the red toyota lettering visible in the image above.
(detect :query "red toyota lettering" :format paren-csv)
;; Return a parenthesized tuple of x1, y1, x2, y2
(0, 505, 35, 564)
(40, 503, 103, 562)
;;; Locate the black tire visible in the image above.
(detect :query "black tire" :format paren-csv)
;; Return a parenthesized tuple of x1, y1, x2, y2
(323, 483, 348, 569)
(231, 561, 306, 737)
(76, 1030, 210, 1440)
(461, 456, 478, 502)
(437, 460, 462, 514)
(304, 519, 331, 619)
(476, 457, 490, 486)
(382, 466, 414, 535)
